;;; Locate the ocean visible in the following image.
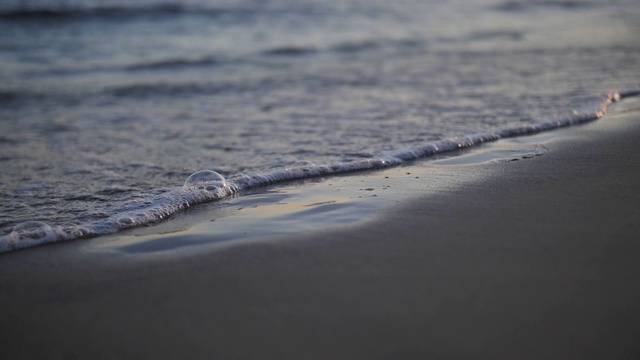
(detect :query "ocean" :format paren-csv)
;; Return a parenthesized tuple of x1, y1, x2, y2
(1, 0, 639, 252)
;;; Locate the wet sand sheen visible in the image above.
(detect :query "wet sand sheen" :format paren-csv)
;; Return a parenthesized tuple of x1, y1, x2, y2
(1, 99, 640, 358)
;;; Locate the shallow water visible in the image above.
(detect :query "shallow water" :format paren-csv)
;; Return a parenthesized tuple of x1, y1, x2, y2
(1, 0, 639, 252)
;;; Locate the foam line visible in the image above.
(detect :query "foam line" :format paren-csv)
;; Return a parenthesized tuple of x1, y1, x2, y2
(1, 90, 637, 253)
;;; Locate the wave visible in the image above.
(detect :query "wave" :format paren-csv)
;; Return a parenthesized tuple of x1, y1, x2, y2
(17, 56, 226, 78)
(125, 56, 221, 71)
(0, 2, 337, 24)
(0, 3, 224, 22)
(0, 89, 47, 105)
(104, 82, 232, 98)
(103, 75, 376, 99)
(330, 40, 381, 54)
(329, 38, 423, 55)
(493, 0, 600, 12)
(18, 36, 422, 79)
(0, 90, 21, 102)
(260, 38, 423, 60)
(103, 70, 377, 98)
(467, 30, 525, 42)
(1, 90, 637, 254)
(262, 46, 319, 57)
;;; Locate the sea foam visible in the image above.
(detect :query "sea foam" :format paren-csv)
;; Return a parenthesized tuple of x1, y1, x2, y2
(0, 90, 636, 254)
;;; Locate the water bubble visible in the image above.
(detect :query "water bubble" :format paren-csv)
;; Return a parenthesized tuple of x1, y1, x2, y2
(290, 160, 315, 168)
(183, 170, 226, 190)
(59, 223, 90, 238)
(11, 221, 53, 241)
(286, 161, 316, 172)
(117, 217, 135, 226)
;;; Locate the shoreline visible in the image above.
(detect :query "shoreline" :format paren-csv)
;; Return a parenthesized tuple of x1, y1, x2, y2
(1, 91, 631, 254)
(2, 98, 640, 358)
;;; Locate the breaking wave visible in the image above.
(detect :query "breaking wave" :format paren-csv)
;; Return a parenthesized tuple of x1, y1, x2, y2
(1, 90, 637, 253)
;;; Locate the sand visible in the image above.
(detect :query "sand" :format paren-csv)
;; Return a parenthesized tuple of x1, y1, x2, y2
(1, 98, 640, 359)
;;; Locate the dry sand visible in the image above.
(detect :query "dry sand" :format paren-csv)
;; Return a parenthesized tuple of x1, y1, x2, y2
(1, 98, 640, 359)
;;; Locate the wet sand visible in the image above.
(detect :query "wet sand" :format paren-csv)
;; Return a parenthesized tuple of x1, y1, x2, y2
(1, 98, 640, 359)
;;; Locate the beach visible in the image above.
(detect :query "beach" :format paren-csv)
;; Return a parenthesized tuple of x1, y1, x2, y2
(1, 98, 639, 359)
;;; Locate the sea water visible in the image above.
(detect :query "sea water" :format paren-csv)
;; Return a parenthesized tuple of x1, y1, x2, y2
(1, 0, 639, 252)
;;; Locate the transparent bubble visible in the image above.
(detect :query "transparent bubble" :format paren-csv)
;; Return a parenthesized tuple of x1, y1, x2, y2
(286, 161, 316, 172)
(183, 170, 227, 190)
(11, 221, 53, 240)
(117, 217, 135, 226)
(290, 160, 315, 168)
(59, 224, 88, 238)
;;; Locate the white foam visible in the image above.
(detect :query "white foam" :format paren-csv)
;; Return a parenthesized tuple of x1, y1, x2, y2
(0, 90, 636, 253)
